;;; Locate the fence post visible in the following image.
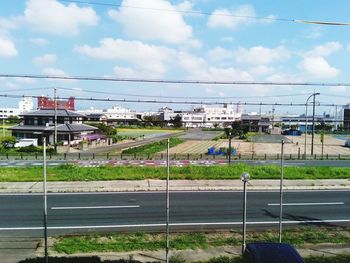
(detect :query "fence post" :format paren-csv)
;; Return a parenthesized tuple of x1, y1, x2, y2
(161, 153, 163, 159)
(251, 153, 254, 160)
(187, 153, 190, 160)
(326, 154, 328, 160)
(134, 153, 136, 160)
(93, 153, 95, 159)
(21, 153, 23, 160)
(289, 154, 292, 160)
(264, 153, 267, 160)
(277, 153, 279, 160)
(298, 148, 300, 160)
(239, 153, 241, 160)
(35, 153, 38, 160)
(314, 154, 316, 160)
(338, 154, 341, 160)
(78, 153, 81, 160)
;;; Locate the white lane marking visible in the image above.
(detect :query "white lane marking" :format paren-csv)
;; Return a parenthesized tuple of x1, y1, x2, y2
(268, 202, 345, 206)
(1, 219, 350, 231)
(51, 205, 140, 210)
(0, 189, 350, 196)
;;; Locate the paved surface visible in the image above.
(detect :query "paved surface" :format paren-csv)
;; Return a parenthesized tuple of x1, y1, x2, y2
(1, 159, 350, 167)
(0, 190, 349, 234)
(179, 129, 222, 140)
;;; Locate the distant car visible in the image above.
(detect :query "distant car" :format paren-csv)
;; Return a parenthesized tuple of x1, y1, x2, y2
(243, 243, 305, 263)
(345, 139, 350, 148)
(14, 138, 38, 148)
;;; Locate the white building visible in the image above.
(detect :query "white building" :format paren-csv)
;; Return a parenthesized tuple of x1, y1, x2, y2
(18, 97, 34, 113)
(0, 107, 20, 119)
(78, 105, 141, 122)
(182, 104, 241, 128)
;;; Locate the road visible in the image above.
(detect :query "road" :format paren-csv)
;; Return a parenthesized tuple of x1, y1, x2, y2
(0, 190, 348, 236)
(1, 159, 350, 167)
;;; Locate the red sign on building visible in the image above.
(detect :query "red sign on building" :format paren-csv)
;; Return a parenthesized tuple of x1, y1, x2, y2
(38, 96, 75, 111)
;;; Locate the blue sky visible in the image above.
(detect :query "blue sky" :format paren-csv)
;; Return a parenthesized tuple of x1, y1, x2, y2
(0, 0, 350, 114)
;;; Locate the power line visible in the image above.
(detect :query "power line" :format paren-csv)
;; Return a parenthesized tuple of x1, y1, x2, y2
(56, 87, 311, 100)
(58, 0, 350, 26)
(2, 74, 350, 87)
(0, 94, 346, 107)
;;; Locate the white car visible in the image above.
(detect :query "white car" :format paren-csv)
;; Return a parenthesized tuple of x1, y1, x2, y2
(14, 138, 38, 148)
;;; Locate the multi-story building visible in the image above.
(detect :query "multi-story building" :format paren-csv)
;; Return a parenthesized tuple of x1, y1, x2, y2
(78, 105, 142, 123)
(0, 108, 20, 119)
(19, 97, 34, 113)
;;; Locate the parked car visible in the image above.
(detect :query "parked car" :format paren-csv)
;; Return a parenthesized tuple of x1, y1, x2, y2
(345, 139, 350, 147)
(14, 138, 38, 148)
(243, 243, 305, 263)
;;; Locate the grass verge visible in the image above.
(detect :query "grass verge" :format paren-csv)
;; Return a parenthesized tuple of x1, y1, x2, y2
(53, 227, 349, 254)
(122, 137, 185, 155)
(0, 163, 350, 182)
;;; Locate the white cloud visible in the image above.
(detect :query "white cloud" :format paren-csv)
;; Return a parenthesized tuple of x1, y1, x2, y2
(0, 35, 17, 57)
(235, 46, 290, 65)
(33, 54, 57, 66)
(306, 42, 342, 57)
(0, 17, 19, 30)
(108, 0, 197, 45)
(42, 67, 67, 76)
(113, 66, 138, 78)
(207, 5, 256, 30)
(248, 65, 274, 76)
(75, 38, 176, 77)
(329, 86, 347, 93)
(30, 38, 49, 46)
(207, 47, 234, 62)
(299, 56, 339, 79)
(23, 0, 99, 36)
(177, 52, 253, 81)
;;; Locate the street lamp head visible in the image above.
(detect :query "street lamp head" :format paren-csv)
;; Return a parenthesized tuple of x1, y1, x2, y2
(241, 172, 250, 182)
(315, 92, 320, 96)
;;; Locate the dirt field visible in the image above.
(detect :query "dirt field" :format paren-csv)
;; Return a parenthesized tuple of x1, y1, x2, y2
(211, 134, 350, 156)
(160, 140, 220, 154)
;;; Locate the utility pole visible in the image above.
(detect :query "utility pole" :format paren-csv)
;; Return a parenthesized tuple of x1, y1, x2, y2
(54, 88, 57, 152)
(43, 137, 48, 263)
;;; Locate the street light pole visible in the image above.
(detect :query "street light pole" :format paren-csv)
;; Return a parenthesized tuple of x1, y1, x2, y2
(311, 93, 320, 156)
(304, 93, 320, 159)
(241, 172, 250, 256)
(43, 137, 48, 263)
(279, 140, 284, 243)
(228, 131, 232, 165)
(165, 138, 170, 263)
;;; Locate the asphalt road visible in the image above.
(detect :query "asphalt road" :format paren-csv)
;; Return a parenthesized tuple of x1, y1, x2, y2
(0, 190, 349, 236)
(1, 159, 350, 167)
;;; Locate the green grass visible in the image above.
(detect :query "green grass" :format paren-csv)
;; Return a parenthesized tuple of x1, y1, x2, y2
(53, 227, 350, 255)
(1, 163, 350, 182)
(122, 137, 185, 155)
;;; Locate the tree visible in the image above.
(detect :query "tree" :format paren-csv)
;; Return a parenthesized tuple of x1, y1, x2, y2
(169, 114, 182, 128)
(0, 136, 16, 148)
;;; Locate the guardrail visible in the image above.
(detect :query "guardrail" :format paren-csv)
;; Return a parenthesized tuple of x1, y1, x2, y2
(1, 152, 350, 161)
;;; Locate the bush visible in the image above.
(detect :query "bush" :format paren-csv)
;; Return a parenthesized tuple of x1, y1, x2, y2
(17, 145, 40, 153)
(0, 136, 16, 148)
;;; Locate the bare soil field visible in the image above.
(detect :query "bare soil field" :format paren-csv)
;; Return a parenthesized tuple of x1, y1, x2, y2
(211, 134, 350, 156)
(160, 140, 220, 154)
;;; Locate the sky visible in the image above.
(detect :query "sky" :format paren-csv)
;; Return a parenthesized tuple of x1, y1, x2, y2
(0, 0, 350, 114)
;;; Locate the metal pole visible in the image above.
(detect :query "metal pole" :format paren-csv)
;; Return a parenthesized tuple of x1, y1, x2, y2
(43, 137, 48, 263)
(304, 102, 308, 159)
(2, 116, 5, 137)
(279, 140, 284, 243)
(228, 131, 232, 165)
(335, 105, 338, 131)
(311, 94, 316, 156)
(165, 138, 170, 263)
(54, 88, 57, 152)
(242, 180, 247, 255)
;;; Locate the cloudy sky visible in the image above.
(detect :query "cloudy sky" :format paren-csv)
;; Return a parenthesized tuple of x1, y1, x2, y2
(1, 0, 350, 114)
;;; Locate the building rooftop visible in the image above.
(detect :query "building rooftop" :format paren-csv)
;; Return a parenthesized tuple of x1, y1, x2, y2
(21, 109, 85, 118)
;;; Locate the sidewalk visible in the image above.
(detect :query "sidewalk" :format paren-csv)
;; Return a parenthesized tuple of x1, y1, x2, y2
(0, 179, 349, 193)
(39, 242, 350, 262)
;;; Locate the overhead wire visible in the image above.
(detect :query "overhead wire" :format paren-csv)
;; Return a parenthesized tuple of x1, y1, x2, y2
(2, 73, 350, 87)
(58, 0, 350, 26)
